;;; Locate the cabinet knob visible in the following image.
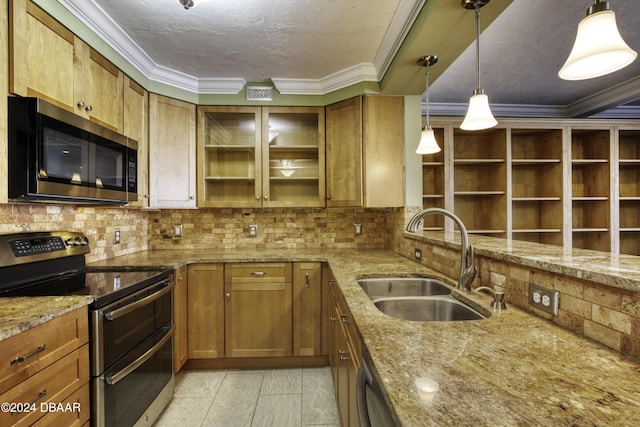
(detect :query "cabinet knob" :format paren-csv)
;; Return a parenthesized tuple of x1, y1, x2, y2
(85, 105, 93, 112)
(326, 196, 331, 200)
(77, 101, 85, 108)
(256, 196, 261, 201)
(225, 293, 231, 299)
(263, 195, 269, 200)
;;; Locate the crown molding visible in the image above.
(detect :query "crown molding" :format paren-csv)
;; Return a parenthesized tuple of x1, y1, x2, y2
(567, 75, 640, 118)
(272, 63, 379, 95)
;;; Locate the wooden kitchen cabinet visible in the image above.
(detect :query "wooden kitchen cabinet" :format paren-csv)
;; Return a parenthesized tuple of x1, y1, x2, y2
(197, 106, 325, 207)
(123, 76, 150, 207)
(0, 308, 89, 426)
(328, 280, 361, 427)
(325, 95, 405, 208)
(187, 264, 224, 359)
(618, 129, 640, 256)
(293, 262, 322, 356)
(149, 94, 196, 208)
(421, 127, 446, 231)
(10, 0, 124, 132)
(173, 265, 188, 372)
(224, 263, 293, 358)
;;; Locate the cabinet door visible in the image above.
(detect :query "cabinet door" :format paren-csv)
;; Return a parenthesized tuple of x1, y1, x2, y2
(77, 42, 124, 132)
(224, 263, 293, 358)
(362, 96, 405, 208)
(262, 107, 326, 207)
(293, 262, 322, 356)
(173, 265, 188, 372)
(197, 106, 262, 207)
(334, 305, 350, 427)
(149, 94, 196, 208)
(123, 76, 149, 207)
(325, 97, 363, 207)
(10, 0, 77, 110)
(187, 264, 224, 359)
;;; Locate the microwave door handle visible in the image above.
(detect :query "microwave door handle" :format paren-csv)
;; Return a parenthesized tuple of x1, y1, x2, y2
(104, 326, 173, 386)
(103, 279, 173, 321)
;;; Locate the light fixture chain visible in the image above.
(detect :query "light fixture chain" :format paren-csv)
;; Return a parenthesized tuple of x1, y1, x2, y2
(475, 1, 481, 91)
(425, 64, 431, 128)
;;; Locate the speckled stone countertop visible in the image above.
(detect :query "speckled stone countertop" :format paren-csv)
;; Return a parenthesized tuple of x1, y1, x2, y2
(411, 231, 640, 292)
(87, 248, 640, 426)
(0, 296, 92, 341)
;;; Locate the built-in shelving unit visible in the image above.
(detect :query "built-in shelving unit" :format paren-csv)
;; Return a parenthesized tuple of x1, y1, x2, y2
(453, 128, 507, 237)
(619, 129, 640, 255)
(422, 118, 640, 255)
(511, 128, 563, 245)
(571, 129, 611, 252)
(421, 127, 445, 230)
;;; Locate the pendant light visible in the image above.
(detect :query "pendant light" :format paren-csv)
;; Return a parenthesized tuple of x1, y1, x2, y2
(559, 1, 637, 80)
(460, 0, 497, 131)
(416, 55, 441, 155)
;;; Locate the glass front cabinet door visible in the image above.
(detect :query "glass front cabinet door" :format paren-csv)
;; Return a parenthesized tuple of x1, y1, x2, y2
(197, 106, 325, 208)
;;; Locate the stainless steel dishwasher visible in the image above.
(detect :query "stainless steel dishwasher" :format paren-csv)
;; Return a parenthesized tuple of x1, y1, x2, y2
(356, 352, 397, 427)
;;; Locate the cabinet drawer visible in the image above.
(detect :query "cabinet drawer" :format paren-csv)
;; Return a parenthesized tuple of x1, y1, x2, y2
(0, 345, 89, 426)
(0, 308, 89, 395)
(32, 382, 90, 427)
(225, 263, 292, 284)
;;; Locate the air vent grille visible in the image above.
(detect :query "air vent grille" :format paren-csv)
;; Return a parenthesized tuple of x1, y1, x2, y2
(246, 86, 274, 101)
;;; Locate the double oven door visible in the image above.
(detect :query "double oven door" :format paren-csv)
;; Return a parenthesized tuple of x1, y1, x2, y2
(91, 276, 174, 427)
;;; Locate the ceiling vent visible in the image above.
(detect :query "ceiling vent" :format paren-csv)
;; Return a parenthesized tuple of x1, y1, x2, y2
(246, 85, 274, 101)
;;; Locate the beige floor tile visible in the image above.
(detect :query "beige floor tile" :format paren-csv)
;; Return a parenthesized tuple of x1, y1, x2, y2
(174, 369, 227, 398)
(252, 394, 302, 427)
(201, 371, 264, 427)
(261, 368, 302, 394)
(301, 367, 340, 425)
(154, 396, 213, 426)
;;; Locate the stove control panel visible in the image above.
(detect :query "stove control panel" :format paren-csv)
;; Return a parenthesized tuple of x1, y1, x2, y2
(10, 236, 67, 256)
(0, 231, 90, 266)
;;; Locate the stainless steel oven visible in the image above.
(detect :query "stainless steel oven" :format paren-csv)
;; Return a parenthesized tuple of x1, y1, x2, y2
(0, 231, 174, 427)
(91, 273, 174, 427)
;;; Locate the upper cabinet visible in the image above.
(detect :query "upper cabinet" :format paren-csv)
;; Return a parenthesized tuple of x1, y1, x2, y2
(326, 96, 405, 208)
(123, 77, 149, 207)
(10, 0, 124, 133)
(197, 106, 325, 208)
(149, 94, 196, 208)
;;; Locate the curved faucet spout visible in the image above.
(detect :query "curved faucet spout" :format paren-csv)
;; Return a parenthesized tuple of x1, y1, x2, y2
(406, 208, 476, 291)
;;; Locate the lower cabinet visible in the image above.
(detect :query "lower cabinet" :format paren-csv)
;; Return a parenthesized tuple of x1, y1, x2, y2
(185, 262, 325, 361)
(224, 263, 293, 358)
(173, 265, 188, 372)
(0, 308, 90, 427)
(329, 278, 362, 427)
(187, 263, 225, 359)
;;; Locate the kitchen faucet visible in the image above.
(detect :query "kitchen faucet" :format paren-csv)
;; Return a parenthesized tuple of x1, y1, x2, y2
(405, 208, 476, 291)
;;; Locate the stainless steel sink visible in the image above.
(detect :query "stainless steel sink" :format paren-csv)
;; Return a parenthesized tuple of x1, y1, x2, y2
(357, 277, 452, 299)
(373, 296, 486, 321)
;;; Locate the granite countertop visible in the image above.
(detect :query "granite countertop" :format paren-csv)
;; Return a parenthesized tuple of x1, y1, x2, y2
(86, 248, 640, 426)
(0, 296, 93, 341)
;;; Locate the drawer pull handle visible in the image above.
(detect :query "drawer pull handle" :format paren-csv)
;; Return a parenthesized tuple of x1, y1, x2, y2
(251, 271, 267, 276)
(11, 344, 46, 365)
(12, 389, 47, 415)
(305, 272, 310, 288)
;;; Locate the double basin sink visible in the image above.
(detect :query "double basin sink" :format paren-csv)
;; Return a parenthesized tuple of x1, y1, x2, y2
(357, 277, 486, 322)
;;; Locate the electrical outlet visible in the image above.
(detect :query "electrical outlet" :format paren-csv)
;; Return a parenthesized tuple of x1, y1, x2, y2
(414, 248, 422, 261)
(354, 223, 363, 236)
(529, 283, 559, 316)
(114, 229, 120, 244)
(248, 224, 258, 238)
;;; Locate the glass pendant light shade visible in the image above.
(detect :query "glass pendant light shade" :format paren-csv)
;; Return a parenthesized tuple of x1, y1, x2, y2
(416, 127, 441, 154)
(460, 91, 497, 131)
(559, 8, 637, 80)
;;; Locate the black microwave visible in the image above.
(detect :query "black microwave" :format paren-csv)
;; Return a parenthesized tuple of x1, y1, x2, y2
(8, 97, 137, 204)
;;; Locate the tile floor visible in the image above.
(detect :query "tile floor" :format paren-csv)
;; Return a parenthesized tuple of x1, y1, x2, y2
(155, 367, 340, 427)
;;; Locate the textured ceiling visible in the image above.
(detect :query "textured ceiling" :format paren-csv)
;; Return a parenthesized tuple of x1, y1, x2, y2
(58, 0, 640, 116)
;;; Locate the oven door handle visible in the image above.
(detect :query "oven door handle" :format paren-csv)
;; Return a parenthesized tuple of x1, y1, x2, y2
(105, 325, 173, 386)
(104, 279, 173, 321)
